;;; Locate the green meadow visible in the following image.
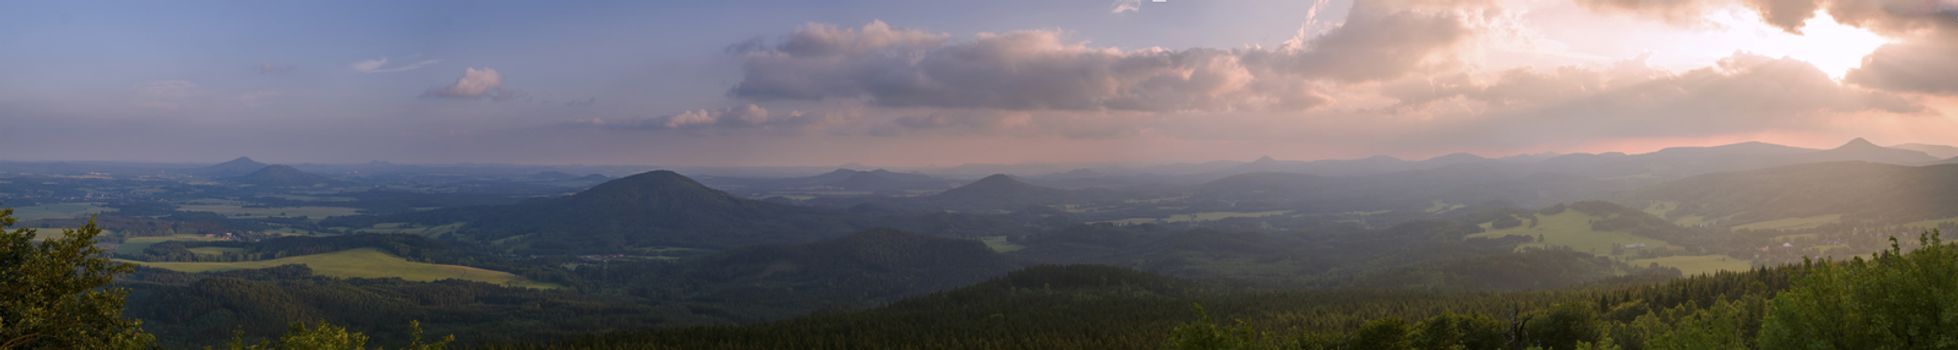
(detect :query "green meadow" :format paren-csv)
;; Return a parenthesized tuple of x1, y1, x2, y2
(1097, 210, 1292, 225)
(176, 203, 361, 220)
(353, 222, 465, 237)
(116, 234, 231, 255)
(978, 235, 1024, 253)
(1903, 216, 1958, 229)
(188, 247, 247, 256)
(1732, 214, 1842, 232)
(129, 248, 557, 289)
(1469, 211, 1677, 258)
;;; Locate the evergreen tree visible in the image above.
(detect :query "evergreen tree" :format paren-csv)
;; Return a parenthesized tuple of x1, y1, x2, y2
(0, 210, 153, 349)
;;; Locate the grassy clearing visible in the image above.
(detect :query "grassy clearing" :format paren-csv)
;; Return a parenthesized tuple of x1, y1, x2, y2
(1642, 201, 1710, 227)
(1164, 210, 1290, 222)
(1469, 211, 1677, 258)
(1771, 233, 1821, 242)
(188, 247, 246, 256)
(1641, 201, 1678, 218)
(117, 234, 231, 255)
(978, 236, 1024, 253)
(1630, 255, 1752, 276)
(9, 202, 117, 222)
(1671, 215, 1709, 227)
(1733, 214, 1842, 232)
(1807, 244, 1851, 256)
(1095, 210, 1291, 226)
(128, 248, 556, 289)
(354, 222, 465, 237)
(1425, 200, 1466, 214)
(176, 204, 360, 220)
(1902, 217, 1958, 230)
(257, 194, 356, 202)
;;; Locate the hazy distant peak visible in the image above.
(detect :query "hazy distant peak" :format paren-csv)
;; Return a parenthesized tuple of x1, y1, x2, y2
(1836, 137, 1879, 150)
(211, 156, 267, 168)
(1425, 152, 1488, 163)
(1809, 137, 1938, 165)
(1893, 143, 1958, 159)
(571, 170, 747, 209)
(973, 173, 1020, 183)
(946, 174, 1049, 194)
(199, 156, 275, 177)
(1251, 156, 1278, 163)
(609, 170, 703, 186)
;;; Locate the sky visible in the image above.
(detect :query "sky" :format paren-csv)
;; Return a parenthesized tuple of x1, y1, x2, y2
(1, 0, 1955, 167)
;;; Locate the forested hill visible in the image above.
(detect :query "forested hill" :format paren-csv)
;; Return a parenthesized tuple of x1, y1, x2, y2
(544, 231, 1956, 350)
(331, 170, 862, 252)
(1640, 162, 1958, 224)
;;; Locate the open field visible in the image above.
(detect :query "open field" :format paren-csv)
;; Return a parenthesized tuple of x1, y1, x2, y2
(1098, 210, 1292, 225)
(354, 222, 465, 237)
(1425, 200, 1466, 214)
(1902, 217, 1958, 230)
(117, 234, 231, 255)
(188, 247, 247, 256)
(129, 248, 557, 289)
(9, 202, 117, 222)
(1642, 201, 1711, 227)
(1733, 214, 1842, 232)
(1630, 255, 1752, 276)
(978, 236, 1024, 253)
(1641, 201, 1678, 218)
(176, 203, 360, 220)
(1470, 211, 1678, 258)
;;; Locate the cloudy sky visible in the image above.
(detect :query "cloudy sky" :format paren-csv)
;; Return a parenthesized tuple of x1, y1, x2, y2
(2, 0, 1955, 166)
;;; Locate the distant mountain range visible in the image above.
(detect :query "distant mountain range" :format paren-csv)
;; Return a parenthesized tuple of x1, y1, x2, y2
(1192, 138, 1939, 181)
(1893, 143, 1958, 159)
(370, 170, 860, 251)
(911, 174, 1074, 212)
(698, 168, 956, 194)
(199, 157, 270, 177)
(1637, 161, 1958, 226)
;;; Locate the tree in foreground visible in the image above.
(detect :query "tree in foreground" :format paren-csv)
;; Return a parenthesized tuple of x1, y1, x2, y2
(221, 321, 453, 350)
(0, 209, 153, 349)
(1757, 232, 1958, 350)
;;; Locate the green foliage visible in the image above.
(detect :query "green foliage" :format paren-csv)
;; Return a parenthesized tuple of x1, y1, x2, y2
(1346, 318, 1414, 350)
(1410, 312, 1506, 350)
(0, 210, 153, 349)
(274, 323, 371, 350)
(217, 320, 452, 350)
(1757, 232, 1958, 350)
(1627, 297, 1753, 350)
(1168, 305, 1285, 350)
(1524, 303, 1603, 350)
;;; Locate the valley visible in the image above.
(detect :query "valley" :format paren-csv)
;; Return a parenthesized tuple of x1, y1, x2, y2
(4, 138, 1957, 348)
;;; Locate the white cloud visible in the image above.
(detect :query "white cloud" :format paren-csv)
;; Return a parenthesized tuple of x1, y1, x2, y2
(726, 15, 1468, 113)
(422, 67, 518, 101)
(1111, 0, 1140, 14)
(580, 104, 831, 131)
(351, 57, 441, 73)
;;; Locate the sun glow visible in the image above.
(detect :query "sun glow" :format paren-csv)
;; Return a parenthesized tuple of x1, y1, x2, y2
(1710, 10, 1892, 80)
